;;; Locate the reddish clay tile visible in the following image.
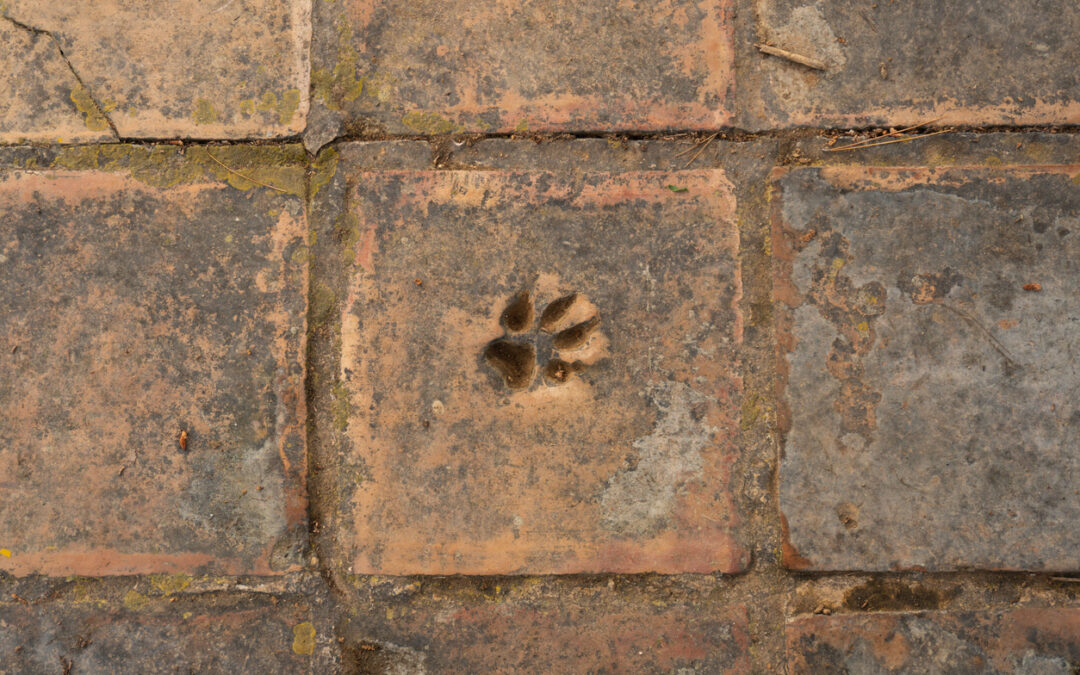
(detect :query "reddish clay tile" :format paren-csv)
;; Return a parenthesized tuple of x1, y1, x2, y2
(0, 168, 307, 575)
(347, 592, 750, 674)
(773, 165, 1080, 571)
(1, 0, 310, 139)
(788, 608, 1080, 673)
(337, 170, 745, 574)
(308, 0, 733, 141)
(0, 19, 115, 143)
(750, 0, 1080, 129)
(0, 597, 319, 672)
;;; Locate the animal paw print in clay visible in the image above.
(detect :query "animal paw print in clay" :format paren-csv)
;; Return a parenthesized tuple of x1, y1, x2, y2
(483, 290, 603, 390)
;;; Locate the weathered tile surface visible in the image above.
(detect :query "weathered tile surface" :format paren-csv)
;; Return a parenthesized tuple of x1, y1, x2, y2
(1, 0, 310, 139)
(344, 585, 750, 674)
(0, 19, 115, 144)
(749, 0, 1080, 128)
(787, 608, 1080, 674)
(0, 158, 307, 575)
(774, 165, 1080, 571)
(306, 0, 733, 145)
(0, 596, 318, 672)
(337, 169, 745, 574)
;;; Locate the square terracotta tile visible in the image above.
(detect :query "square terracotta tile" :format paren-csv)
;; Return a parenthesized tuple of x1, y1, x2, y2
(345, 587, 750, 673)
(0, 19, 114, 144)
(0, 167, 307, 575)
(750, 0, 1080, 129)
(309, 0, 733, 139)
(788, 608, 1080, 673)
(0, 596, 319, 672)
(2, 0, 310, 139)
(774, 165, 1080, 571)
(338, 170, 745, 574)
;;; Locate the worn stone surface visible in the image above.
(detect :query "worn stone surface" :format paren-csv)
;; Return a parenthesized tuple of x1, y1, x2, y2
(1, 0, 310, 139)
(0, 19, 115, 144)
(0, 595, 320, 673)
(0, 155, 307, 575)
(331, 168, 744, 574)
(787, 608, 1080, 673)
(306, 0, 733, 147)
(774, 165, 1080, 571)
(745, 0, 1080, 129)
(341, 578, 751, 674)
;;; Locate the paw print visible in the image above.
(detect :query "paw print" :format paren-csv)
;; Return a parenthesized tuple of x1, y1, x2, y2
(483, 290, 603, 390)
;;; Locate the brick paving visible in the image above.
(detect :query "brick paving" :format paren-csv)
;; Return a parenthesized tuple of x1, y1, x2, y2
(1, 0, 1079, 672)
(0, 157, 308, 576)
(0, 593, 318, 673)
(1, 0, 310, 140)
(788, 608, 1080, 673)
(342, 579, 751, 673)
(331, 168, 745, 575)
(774, 165, 1080, 572)
(745, 0, 1080, 129)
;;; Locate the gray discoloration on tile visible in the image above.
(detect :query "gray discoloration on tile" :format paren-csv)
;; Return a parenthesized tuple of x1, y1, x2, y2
(600, 381, 714, 538)
(0, 596, 318, 672)
(0, 162, 307, 575)
(775, 165, 1080, 571)
(745, 0, 1080, 128)
(788, 608, 1080, 674)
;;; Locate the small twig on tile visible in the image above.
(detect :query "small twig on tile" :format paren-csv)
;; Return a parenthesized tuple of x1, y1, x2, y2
(683, 133, 718, 168)
(205, 152, 288, 193)
(826, 117, 944, 152)
(826, 129, 951, 152)
(756, 43, 827, 71)
(938, 302, 1019, 369)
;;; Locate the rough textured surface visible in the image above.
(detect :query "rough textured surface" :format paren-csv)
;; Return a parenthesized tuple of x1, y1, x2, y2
(332, 168, 745, 574)
(341, 578, 751, 674)
(0, 595, 318, 673)
(774, 165, 1080, 572)
(0, 161, 307, 575)
(746, 0, 1080, 129)
(787, 608, 1080, 673)
(0, 19, 115, 144)
(306, 0, 733, 146)
(1, 0, 311, 139)
(3, 123, 1080, 673)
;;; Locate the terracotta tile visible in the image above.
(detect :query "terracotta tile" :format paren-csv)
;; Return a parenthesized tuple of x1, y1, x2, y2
(787, 608, 1080, 673)
(773, 165, 1080, 571)
(337, 170, 745, 574)
(307, 0, 733, 143)
(0, 596, 319, 672)
(1, 0, 310, 139)
(749, 0, 1080, 129)
(0, 19, 115, 144)
(0, 165, 307, 575)
(345, 587, 750, 674)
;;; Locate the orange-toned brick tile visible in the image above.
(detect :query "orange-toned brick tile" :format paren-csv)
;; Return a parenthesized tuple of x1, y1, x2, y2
(1, 0, 310, 139)
(0, 164, 307, 575)
(307, 0, 733, 143)
(345, 587, 750, 674)
(336, 169, 746, 574)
